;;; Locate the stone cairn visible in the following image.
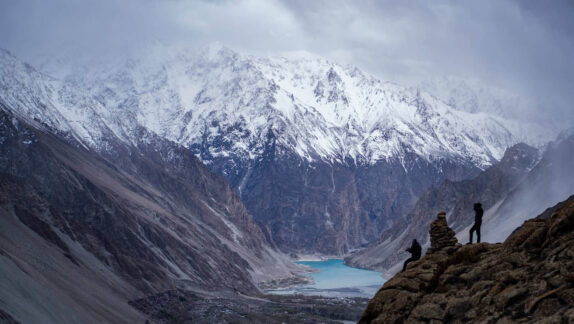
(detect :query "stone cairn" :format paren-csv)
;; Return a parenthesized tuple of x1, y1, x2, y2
(428, 211, 458, 253)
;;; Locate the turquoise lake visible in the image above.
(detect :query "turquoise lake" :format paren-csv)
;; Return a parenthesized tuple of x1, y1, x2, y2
(268, 259, 386, 298)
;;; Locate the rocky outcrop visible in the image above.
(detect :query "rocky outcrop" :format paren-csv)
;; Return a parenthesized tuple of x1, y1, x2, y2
(428, 212, 458, 252)
(359, 195, 574, 323)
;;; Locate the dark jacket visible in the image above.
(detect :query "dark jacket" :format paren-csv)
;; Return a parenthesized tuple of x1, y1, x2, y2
(407, 239, 422, 259)
(474, 203, 484, 224)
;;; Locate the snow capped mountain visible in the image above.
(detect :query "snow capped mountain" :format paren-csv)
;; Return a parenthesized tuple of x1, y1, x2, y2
(20, 44, 553, 169)
(418, 76, 526, 116)
(0, 49, 132, 150)
(416, 76, 557, 147)
(0, 44, 561, 255)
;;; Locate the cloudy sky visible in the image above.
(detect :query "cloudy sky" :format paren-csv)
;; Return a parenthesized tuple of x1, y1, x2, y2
(1, 0, 573, 121)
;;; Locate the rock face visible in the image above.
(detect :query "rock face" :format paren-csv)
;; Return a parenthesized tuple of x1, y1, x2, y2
(359, 195, 574, 323)
(0, 107, 299, 323)
(231, 151, 479, 255)
(428, 212, 458, 252)
(346, 136, 574, 274)
(346, 143, 539, 272)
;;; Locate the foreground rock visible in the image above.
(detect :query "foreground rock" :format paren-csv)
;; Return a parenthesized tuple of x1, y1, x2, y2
(359, 195, 574, 323)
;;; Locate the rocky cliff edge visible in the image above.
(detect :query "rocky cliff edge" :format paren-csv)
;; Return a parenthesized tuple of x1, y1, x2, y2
(359, 195, 574, 323)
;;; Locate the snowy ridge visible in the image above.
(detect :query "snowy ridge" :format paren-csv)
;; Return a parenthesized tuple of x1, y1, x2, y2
(0, 45, 557, 169)
(0, 49, 132, 150)
(416, 76, 557, 147)
(417, 76, 528, 117)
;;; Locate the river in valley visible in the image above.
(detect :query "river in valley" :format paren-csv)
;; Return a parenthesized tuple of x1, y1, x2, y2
(267, 259, 386, 298)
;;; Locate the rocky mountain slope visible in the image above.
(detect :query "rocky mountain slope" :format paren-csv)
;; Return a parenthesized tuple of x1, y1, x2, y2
(346, 142, 539, 273)
(1, 45, 557, 255)
(481, 130, 574, 242)
(0, 105, 300, 323)
(347, 130, 574, 275)
(359, 195, 574, 323)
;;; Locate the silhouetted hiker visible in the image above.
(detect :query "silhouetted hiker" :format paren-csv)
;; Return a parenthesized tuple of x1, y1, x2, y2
(468, 202, 484, 244)
(402, 239, 421, 272)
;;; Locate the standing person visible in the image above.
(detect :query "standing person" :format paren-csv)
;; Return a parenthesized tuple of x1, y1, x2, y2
(468, 202, 484, 244)
(402, 239, 421, 272)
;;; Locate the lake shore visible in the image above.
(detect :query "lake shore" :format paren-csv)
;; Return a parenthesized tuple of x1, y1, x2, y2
(265, 259, 386, 298)
(257, 275, 314, 290)
(295, 254, 338, 262)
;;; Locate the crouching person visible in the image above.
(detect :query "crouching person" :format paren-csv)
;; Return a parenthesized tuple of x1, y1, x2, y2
(402, 239, 421, 272)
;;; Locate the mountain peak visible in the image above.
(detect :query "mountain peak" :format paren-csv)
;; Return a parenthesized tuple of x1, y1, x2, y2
(197, 42, 241, 62)
(497, 142, 539, 172)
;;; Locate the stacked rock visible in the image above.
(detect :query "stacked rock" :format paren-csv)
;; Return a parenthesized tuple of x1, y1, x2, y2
(428, 211, 458, 252)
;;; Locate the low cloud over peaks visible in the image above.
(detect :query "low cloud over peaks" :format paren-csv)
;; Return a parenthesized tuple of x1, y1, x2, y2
(1, 0, 573, 123)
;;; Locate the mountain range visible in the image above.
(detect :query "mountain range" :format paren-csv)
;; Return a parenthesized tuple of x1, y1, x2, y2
(1, 44, 558, 255)
(1, 43, 571, 322)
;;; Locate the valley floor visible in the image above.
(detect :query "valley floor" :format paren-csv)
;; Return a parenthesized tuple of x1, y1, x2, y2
(129, 289, 369, 323)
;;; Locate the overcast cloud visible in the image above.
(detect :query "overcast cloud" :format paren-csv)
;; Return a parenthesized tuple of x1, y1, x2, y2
(1, 0, 573, 122)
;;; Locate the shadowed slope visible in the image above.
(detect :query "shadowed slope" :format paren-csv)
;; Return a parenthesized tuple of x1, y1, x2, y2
(0, 106, 298, 323)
